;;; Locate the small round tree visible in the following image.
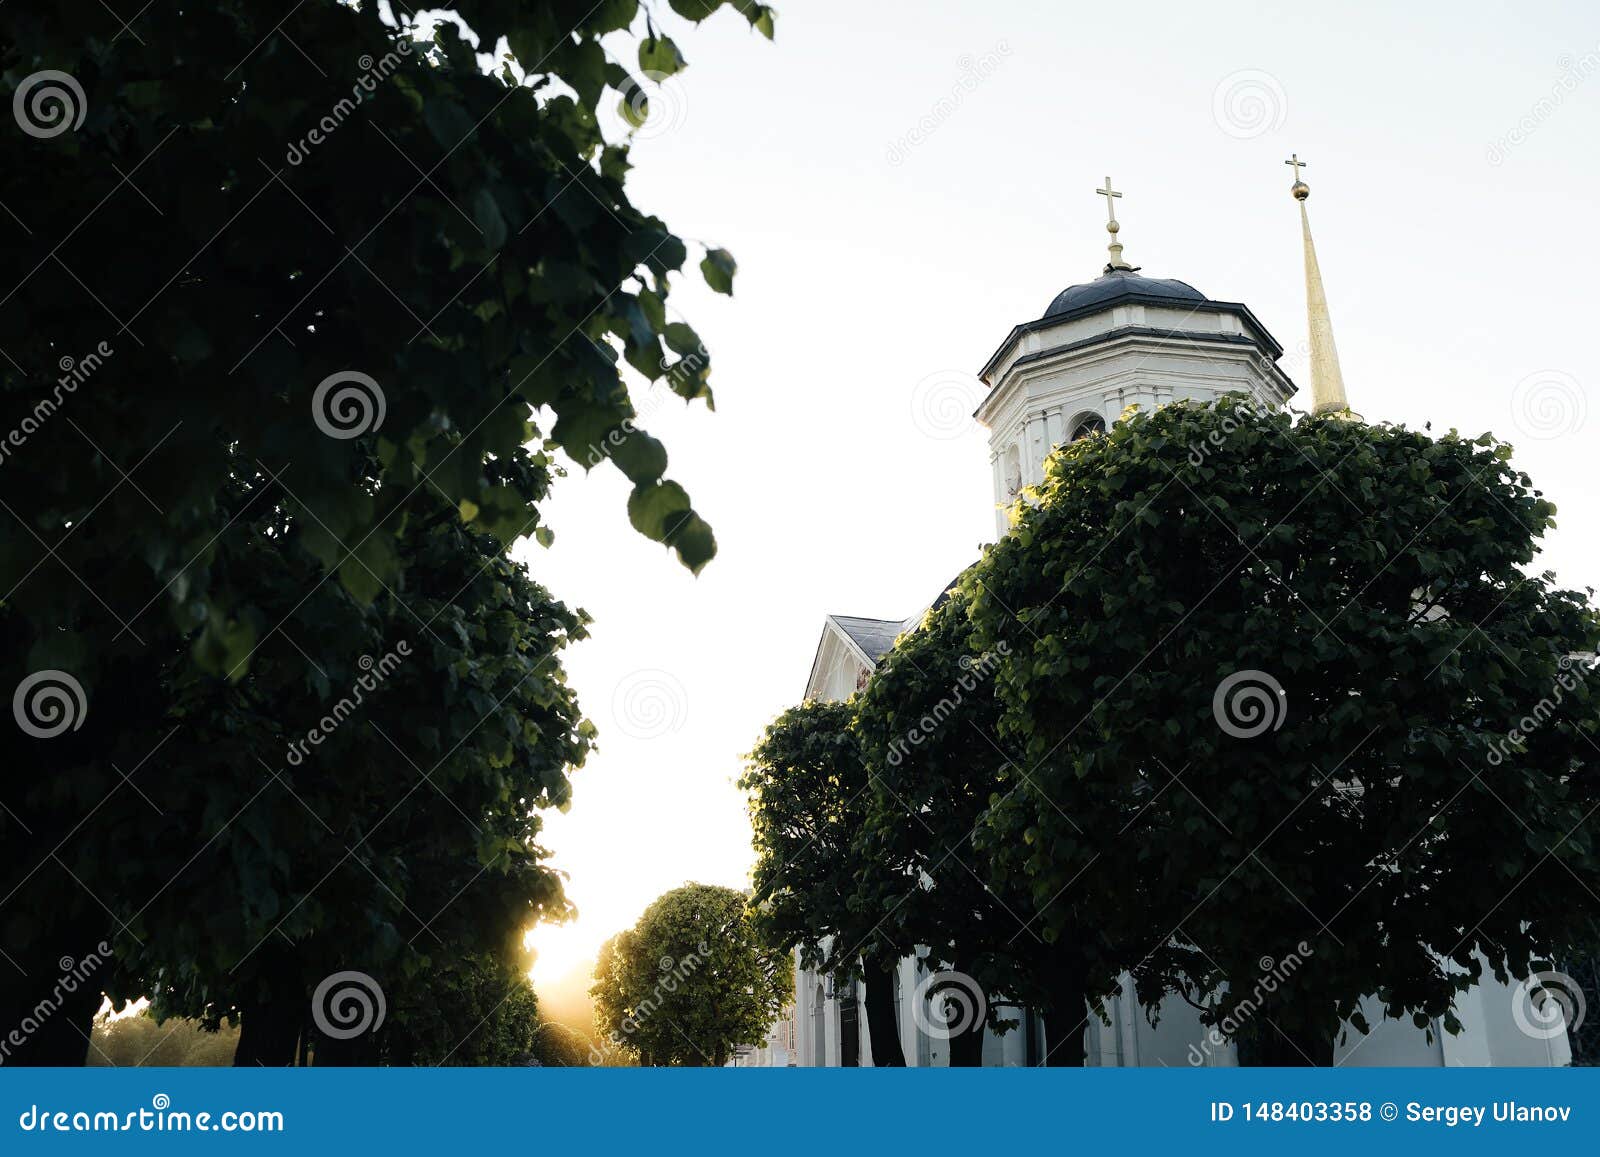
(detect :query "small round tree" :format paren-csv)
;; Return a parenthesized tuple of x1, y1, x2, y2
(591, 884, 790, 1066)
(968, 397, 1600, 1064)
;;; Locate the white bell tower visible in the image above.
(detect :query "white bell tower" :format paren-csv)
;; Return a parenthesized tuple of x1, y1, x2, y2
(975, 178, 1296, 533)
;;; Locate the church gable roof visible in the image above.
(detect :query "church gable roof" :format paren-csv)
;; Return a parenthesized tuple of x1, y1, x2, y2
(827, 615, 904, 663)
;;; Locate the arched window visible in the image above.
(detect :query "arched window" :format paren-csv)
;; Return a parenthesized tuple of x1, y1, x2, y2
(1069, 412, 1107, 441)
(1003, 445, 1023, 497)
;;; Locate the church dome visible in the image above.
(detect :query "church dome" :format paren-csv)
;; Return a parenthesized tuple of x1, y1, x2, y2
(1043, 270, 1207, 319)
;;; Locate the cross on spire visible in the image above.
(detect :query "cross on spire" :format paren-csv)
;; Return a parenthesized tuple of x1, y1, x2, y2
(1285, 153, 1310, 200)
(1094, 175, 1135, 273)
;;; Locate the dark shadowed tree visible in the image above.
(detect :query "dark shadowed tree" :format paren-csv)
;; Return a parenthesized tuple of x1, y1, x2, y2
(1, 0, 773, 1058)
(968, 397, 1600, 1065)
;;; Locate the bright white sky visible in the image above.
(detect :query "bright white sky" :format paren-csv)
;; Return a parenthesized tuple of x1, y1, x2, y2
(521, 0, 1600, 985)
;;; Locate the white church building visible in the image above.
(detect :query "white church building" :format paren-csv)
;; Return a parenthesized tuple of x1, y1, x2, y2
(772, 169, 1574, 1068)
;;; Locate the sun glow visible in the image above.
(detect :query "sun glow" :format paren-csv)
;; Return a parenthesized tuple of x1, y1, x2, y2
(525, 922, 602, 987)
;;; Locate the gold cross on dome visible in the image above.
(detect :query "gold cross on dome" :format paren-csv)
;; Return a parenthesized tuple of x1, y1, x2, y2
(1284, 153, 1308, 180)
(1095, 176, 1122, 226)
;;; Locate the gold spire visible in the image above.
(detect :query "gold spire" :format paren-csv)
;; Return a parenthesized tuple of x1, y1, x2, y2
(1285, 154, 1355, 417)
(1095, 176, 1137, 274)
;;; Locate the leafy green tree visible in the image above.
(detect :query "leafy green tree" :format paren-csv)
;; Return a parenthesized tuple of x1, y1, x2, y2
(741, 701, 907, 1065)
(2, 0, 772, 1058)
(968, 397, 1600, 1064)
(374, 952, 549, 1067)
(592, 884, 791, 1066)
(100, 482, 593, 1066)
(852, 587, 1129, 1065)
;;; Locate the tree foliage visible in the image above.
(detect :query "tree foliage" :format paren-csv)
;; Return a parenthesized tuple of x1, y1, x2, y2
(745, 397, 1600, 1066)
(741, 700, 877, 974)
(591, 883, 791, 1066)
(1, 0, 774, 1062)
(966, 398, 1600, 1062)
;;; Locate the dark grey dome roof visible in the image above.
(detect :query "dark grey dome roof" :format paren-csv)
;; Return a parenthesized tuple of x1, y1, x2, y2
(1044, 270, 1207, 318)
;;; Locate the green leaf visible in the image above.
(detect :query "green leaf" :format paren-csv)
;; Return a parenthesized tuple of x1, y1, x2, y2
(473, 187, 508, 251)
(639, 36, 687, 77)
(700, 247, 737, 295)
(626, 479, 692, 540)
(608, 427, 669, 484)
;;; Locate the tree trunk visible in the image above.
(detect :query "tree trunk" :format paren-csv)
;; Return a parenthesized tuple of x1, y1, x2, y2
(313, 1029, 379, 1066)
(862, 970, 906, 1067)
(1238, 1023, 1334, 1066)
(948, 1018, 986, 1066)
(0, 912, 110, 1066)
(1040, 954, 1088, 1067)
(0, 970, 104, 1065)
(234, 999, 303, 1066)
